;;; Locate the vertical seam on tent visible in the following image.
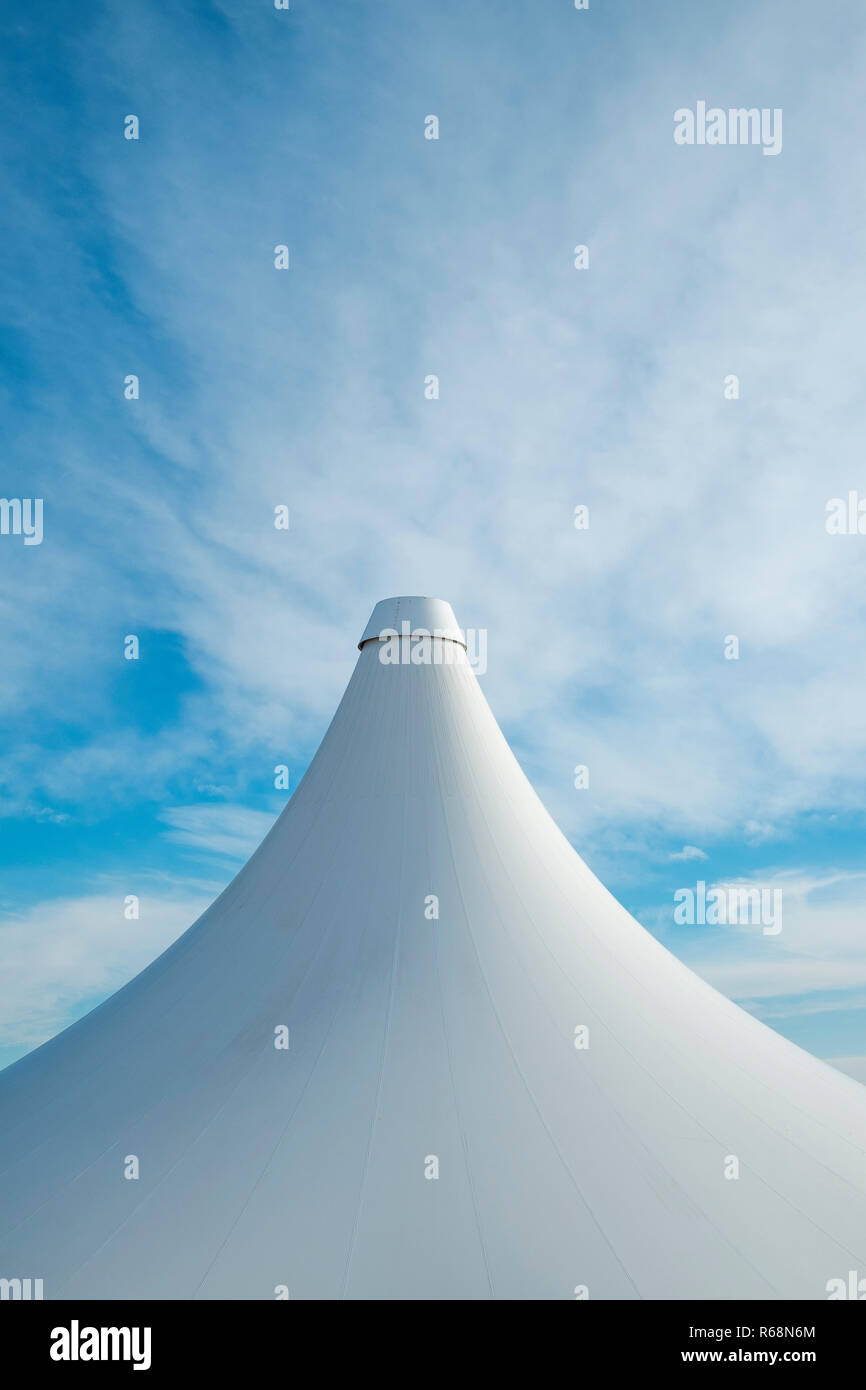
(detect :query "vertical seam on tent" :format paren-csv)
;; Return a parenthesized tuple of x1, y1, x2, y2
(337, 748, 409, 1299)
(433, 928, 496, 1299)
(182, 817, 388, 1300)
(423, 669, 496, 1299)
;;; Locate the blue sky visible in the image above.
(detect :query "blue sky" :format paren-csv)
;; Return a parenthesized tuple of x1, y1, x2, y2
(1, 0, 865, 1074)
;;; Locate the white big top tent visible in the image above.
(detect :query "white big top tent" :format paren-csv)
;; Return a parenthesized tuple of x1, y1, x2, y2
(1, 596, 865, 1300)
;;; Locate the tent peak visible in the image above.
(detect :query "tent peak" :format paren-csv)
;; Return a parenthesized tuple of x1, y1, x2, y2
(358, 596, 466, 649)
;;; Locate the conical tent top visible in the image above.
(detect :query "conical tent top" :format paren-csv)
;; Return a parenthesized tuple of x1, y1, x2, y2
(358, 595, 466, 649)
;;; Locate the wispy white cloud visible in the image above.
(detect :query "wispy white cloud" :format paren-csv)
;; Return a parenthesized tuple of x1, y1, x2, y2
(666, 868, 866, 1005)
(743, 821, 780, 846)
(0, 886, 211, 1059)
(159, 803, 278, 861)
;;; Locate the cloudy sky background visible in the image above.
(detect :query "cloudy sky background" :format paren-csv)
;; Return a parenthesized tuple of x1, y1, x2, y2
(1, 0, 865, 1074)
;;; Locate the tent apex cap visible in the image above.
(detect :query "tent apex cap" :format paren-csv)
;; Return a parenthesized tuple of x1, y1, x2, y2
(359, 596, 466, 649)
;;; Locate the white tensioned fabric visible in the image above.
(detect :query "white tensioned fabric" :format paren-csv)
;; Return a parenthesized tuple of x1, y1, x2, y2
(1, 599, 866, 1300)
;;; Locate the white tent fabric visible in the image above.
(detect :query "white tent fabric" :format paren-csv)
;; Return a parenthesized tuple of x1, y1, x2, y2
(1, 596, 866, 1300)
